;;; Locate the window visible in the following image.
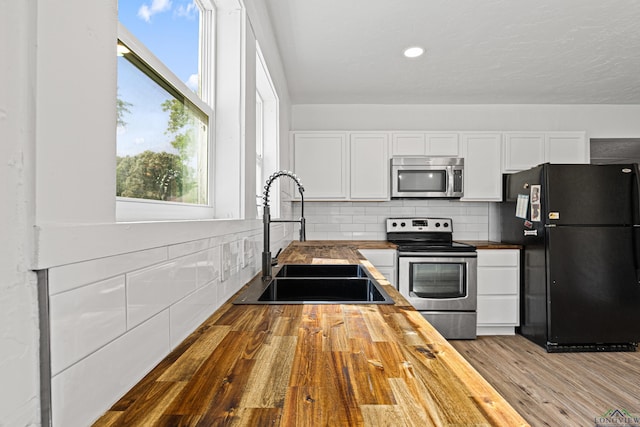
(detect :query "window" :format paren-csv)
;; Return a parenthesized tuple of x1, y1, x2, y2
(256, 91, 264, 216)
(255, 43, 279, 219)
(116, 0, 215, 220)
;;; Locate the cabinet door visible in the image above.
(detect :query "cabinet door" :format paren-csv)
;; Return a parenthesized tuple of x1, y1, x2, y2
(425, 133, 460, 156)
(546, 132, 589, 164)
(293, 133, 347, 199)
(360, 249, 397, 287)
(460, 133, 502, 201)
(477, 296, 519, 324)
(350, 133, 389, 200)
(391, 133, 426, 155)
(477, 249, 520, 329)
(503, 133, 546, 172)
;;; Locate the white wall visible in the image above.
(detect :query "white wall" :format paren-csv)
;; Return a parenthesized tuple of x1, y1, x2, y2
(1, 0, 293, 425)
(1, 1, 40, 425)
(292, 104, 640, 137)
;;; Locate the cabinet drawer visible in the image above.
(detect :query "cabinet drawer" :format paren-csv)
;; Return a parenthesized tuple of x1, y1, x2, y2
(359, 249, 396, 267)
(477, 268, 519, 294)
(477, 296, 519, 324)
(477, 249, 519, 267)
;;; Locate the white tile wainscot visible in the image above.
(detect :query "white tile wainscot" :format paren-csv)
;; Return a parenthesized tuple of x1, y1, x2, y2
(476, 249, 521, 335)
(45, 227, 267, 427)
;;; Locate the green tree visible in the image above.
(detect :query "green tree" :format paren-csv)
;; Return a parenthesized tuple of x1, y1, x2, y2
(116, 151, 184, 201)
(117, 93, 132, 128)
(161, 99, 195, 160)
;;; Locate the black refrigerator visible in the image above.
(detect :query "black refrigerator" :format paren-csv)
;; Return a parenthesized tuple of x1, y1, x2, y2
(500, 163, 640, 352)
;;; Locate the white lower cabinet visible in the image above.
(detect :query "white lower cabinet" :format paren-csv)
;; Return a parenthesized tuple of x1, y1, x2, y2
(477, 249, 520, 335)
(359, 249, 397, 287)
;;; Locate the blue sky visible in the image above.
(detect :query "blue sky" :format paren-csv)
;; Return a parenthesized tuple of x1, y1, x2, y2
(118, 0, 199, 86)
(117, 0, 200, 157)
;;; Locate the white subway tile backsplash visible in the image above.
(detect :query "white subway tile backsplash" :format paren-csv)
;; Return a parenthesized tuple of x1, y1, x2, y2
(168, 238, 210, 259)
(307, 231, 328, 240)
(340, 223, 365, 232)
(364, 206, 390, 215)
(51, 310, 171, 427)
(49, 276, 126, 375)
(352, 231, 384, 240)
(48, 247, 168, 295)
(126, 255, 197, 329)
(339, 206, 366, 215)
(196, 246, 220, 287)
(315, 223, 341, 232)
(302, 200, 490, 241)
(326, 215, 353, 224)
(353, 216, 380, 224)
(365, 223, 385, 232)
(169, 281, 220, 348)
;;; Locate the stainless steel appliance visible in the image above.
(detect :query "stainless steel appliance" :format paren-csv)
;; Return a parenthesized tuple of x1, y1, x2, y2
(501, 163, 640, 352)
(387, 217, 477, 339)
(391, 157, 464, 198)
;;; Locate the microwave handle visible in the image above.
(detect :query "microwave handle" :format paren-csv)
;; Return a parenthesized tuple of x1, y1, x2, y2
(447, 165, 454, 195)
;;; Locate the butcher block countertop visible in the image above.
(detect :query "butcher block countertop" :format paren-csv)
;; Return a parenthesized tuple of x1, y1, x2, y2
(94, 241, 528, 427)
(461, 241, 522, 250)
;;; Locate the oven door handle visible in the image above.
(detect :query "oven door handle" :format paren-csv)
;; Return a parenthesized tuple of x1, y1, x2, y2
(398, 252, 477, 258)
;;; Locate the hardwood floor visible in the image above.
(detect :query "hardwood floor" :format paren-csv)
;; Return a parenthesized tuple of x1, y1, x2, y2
(451, 335, 640, 427)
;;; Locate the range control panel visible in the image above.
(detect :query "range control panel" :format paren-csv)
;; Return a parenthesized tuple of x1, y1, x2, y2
(386, 217, 452, 233)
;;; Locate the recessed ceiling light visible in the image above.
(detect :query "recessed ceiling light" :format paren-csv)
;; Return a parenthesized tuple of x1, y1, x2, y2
(403, 46, 425, 58)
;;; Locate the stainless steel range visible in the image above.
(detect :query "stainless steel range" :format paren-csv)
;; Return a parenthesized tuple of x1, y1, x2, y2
(387, 217, 477, 340)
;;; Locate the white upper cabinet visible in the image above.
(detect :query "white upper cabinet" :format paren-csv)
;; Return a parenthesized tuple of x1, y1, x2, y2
(503, 131, 588, 173)
(545, 132, 589, 164)
(292, 132, 348, 199)
(350, 133, 390, 200)
(391, 132, 460, 157)
(502, 133, 546, 173)
(292, 130, 587, 202)
(460, 133, 502, 201)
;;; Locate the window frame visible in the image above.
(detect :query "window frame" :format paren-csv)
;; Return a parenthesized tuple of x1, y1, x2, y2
(115, 1, 216, 222)
(255, 43, 280, 219)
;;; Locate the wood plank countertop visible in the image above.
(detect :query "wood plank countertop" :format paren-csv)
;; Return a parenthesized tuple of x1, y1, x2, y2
(94, 241, 529, 427)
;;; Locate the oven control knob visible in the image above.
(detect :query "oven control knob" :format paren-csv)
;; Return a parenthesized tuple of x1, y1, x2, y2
(392, 222, 397, 227)
(435, 222, 441, 227)
(400, 222, 406, 227)
(443, 222, 449, 228)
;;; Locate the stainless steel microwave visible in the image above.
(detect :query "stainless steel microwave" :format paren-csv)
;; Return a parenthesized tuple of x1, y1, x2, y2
(391, 157, 464, 198)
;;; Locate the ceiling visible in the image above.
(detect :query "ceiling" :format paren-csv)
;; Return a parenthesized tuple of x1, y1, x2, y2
(264, 0, 640, 104)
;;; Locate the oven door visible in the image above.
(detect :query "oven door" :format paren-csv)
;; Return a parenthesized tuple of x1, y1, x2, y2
(398, 253, 477, 311)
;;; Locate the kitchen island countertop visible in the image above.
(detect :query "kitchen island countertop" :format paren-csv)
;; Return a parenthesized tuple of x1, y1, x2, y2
(94, 241, 528, 426)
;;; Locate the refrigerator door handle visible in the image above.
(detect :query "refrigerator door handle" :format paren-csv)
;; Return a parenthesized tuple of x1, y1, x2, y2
(634, 225, 640, 284)
(635, 166, 640, 283)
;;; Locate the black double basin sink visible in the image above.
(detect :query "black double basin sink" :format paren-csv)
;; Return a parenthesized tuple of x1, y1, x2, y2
(233, 264, 394, 305)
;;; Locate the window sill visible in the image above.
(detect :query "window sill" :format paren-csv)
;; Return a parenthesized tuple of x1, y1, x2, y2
(116, 197, 216, 222)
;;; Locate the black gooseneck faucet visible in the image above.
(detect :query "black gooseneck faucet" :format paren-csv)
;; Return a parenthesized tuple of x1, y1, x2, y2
(261, 171, 305, 280)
